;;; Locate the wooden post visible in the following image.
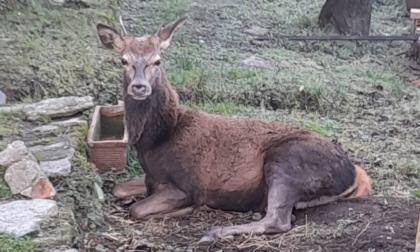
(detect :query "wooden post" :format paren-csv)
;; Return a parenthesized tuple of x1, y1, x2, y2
(410, 9, 420, 63)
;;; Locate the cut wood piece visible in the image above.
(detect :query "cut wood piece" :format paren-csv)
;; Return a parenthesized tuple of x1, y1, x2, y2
(416, 212, 420, 252)
(319, 0, 373, 36)
(411, 9, 420, 19)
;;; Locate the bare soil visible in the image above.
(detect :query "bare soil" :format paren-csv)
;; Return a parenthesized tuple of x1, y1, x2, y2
(79, 196, 419, 251)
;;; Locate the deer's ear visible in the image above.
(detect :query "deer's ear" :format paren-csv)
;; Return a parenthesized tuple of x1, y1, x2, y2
(96, 23, 125, 52)
(157, 14, 188, 50)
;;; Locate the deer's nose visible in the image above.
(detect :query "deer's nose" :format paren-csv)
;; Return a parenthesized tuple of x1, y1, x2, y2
(131, 84, 148, 96)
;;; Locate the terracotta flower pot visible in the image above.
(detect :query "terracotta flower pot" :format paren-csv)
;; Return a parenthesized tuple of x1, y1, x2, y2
(87, 101, 128, 174)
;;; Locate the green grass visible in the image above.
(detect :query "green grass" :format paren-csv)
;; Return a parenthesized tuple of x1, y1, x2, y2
(0, 181, 11, 199)
(123, 147, 143, 181)
(183, 101, 240, 116)
(0, 234, 38, 252)
(300, 119, 338, 138)
(0, 0, 120, 104)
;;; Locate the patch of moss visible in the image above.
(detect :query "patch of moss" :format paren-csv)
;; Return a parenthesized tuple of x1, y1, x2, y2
(0, 233, 38, 252)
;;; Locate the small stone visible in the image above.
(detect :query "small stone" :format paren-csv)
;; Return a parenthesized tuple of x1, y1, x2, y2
(252, 212, 263, 221)
(93, 182, 105, 202)
(31, 177, 57, 198)
(40, 158, 72, 177)
(243, 25, 268, 36)
(242, 55, 275, 70)
(0, 140, 37, 167)
(5, 159, 56, 198)
(4, 160, 38, 194)
(0, 199, 58, 237)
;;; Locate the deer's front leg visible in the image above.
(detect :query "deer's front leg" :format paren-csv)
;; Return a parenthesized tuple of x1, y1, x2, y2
(112, 174, 147, 198)
(129, 183, 192, 220)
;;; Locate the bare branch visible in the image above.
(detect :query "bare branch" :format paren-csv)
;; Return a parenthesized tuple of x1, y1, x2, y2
(119, 15, 128, 35)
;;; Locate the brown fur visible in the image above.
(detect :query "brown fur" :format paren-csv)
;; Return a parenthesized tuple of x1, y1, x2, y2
(96, 15, 372, 242)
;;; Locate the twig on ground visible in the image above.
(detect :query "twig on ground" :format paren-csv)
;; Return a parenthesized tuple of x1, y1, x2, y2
(351, 219, 371, 246)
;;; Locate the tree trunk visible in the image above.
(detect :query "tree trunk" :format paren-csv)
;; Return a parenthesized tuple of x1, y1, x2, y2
(319, 0, 373, 36)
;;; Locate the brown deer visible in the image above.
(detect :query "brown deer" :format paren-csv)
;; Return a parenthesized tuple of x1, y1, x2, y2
(96, 15, 372, 242)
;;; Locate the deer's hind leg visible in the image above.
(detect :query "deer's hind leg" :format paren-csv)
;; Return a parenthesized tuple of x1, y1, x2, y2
(199, 161, 299, 243)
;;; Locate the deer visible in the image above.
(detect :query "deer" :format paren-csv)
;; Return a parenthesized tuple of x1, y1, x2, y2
(95, 14, 372, 243)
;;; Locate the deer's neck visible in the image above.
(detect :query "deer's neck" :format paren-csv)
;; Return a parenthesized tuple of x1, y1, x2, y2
(124, 71, 179, 153)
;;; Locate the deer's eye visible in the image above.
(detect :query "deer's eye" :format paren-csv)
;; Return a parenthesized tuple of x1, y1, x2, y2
(121, 58, 128, 65)
(154, 60, 161, 66)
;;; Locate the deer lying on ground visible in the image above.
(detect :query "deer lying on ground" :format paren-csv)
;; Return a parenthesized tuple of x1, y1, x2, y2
(96, 15, 372, 242)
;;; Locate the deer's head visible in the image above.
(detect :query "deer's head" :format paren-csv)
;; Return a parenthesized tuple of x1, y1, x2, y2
(96, 15, 187, 100)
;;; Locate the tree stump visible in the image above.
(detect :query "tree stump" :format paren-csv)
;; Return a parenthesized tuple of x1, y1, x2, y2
(319, 0, 373, 36)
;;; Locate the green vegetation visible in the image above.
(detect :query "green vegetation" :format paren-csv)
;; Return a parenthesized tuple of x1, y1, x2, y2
(0, 234, 38, 252)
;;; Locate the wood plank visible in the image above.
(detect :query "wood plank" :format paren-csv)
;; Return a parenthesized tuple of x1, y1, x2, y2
(410, 8, 420, 19)
(416, 212, 420, 252)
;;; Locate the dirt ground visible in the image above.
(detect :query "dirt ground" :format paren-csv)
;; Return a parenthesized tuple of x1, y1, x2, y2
(81, 196, 419, 251)
(1, 0, 420, 251)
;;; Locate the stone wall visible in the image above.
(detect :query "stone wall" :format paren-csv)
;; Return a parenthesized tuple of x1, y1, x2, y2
(0, 96, 104, 251)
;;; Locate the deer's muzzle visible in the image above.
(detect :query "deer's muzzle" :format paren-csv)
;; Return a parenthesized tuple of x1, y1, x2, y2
(128, 80, 152, 100)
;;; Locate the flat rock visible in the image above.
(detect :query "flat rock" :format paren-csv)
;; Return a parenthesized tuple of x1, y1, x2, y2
(242, 55, 276, 70)
(5, 160, 56, 198)
(22, 117, 88, 147)
(4, 160, 38, 194)
(40, 157, 72, 177)
(21, 125, 61, 146)
(0, 199, 58, 237)
(22, 118, 87, 144)
(0, 96, 94, 121)
(29, 141, 75, 162)
(50, 117, 88, 128)
(47, 250, 78, 252)
(243, 25, 268, 36)
(0, 140, 37, 167)
(25, 96, 94, 121)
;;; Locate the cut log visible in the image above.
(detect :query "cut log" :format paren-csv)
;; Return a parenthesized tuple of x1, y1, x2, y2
(416, 212, 420, 252)
(319, 0, 373, 36)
